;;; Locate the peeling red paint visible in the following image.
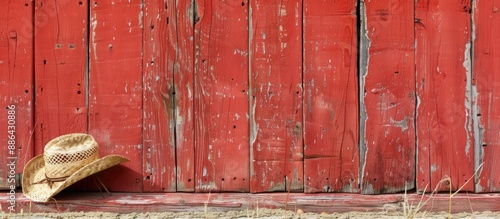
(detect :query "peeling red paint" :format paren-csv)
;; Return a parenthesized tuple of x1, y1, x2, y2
(415, 0, 474, 192)
(3, 0, 500, 194)
(0, 1, 35, 184)
(361, 0, 416, 194)
(34, 0, 88, 153)
(474, 0, 500, 193)
(89, 0, 143, 192)
(303, 0, 359, 193)
(249, 0, 304, 193)
(194, 0, 250, 192)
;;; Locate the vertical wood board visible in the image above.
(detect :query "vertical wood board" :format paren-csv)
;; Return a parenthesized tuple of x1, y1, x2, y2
(415, 0, 474, 192)
(89, 0, 143, 192)
(360, 0, 416, 194)
(194, 0, 250, 192)
(474, 0, 500, 192)
(249, 0, 304, 193)
(303, 0, 359, 193)
(0, 1, 34, 181)
(34, 0, 88, 154)
(172, 0, 196, 192)
(142, 0, 177, 192)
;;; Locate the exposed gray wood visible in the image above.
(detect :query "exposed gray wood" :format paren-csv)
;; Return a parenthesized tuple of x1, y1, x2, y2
(4, 192, 500, 213)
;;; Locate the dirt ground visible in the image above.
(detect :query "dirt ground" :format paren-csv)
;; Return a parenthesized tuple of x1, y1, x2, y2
(2, 208, 500, 219)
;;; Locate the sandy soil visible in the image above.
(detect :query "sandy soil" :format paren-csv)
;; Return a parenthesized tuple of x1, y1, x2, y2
(2, 208, 500, 219)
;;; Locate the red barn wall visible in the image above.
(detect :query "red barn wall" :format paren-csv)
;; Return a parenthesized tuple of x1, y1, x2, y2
(1, 0, 499, 193)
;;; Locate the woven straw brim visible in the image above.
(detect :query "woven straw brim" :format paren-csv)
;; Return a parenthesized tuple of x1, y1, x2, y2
(22, 154, 129, 202)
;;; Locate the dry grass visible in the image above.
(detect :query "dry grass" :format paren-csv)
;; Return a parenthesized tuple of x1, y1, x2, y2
(403, 163, 484, 219)
(204, 191, 211, 219)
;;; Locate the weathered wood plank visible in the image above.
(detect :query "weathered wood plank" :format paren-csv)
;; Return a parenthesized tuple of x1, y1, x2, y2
(34, 0, 88, 153)
(142, 0, 176, 192)
(6, 192, 500, 214)
(303, 0, 359, 193)
(415, 0, 474, 192)
(89, 0, 143, 192)
(172, 0, 196, 192)
(0, 1, 34, 187)
(194, 0, 250, 192)
(143, 0, 194, 192)
(360, 0, 416, 194)
(474, 0, 500, 192)
(249, 0, 303, 193)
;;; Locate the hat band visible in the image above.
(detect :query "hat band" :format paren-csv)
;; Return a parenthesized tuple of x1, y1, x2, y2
(33, 173, 70, 189)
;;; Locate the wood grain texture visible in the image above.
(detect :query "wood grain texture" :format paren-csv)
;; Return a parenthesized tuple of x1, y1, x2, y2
(194, 0, 250, 192)
(6, 192, 500, 214)
(360, 0, 416, 194)
(34, 0, 88, 154)
(142, 0, 195, 192)
(142, 0, 176, 192)
(0, 1, 34, 181)
(89, 0, 143, 192)
(303, 0, 359, 193)
(474, 0, 500, 192)
(249, 0, 303, 193)
(415, 0, 474, 193)
(172, 0, 196, 192)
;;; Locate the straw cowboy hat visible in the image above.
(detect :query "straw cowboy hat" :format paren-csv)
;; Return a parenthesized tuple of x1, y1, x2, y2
(22, 133, 129, 202)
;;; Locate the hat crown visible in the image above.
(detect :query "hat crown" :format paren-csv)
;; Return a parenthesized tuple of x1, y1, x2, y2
(43, 134, 99, 178)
